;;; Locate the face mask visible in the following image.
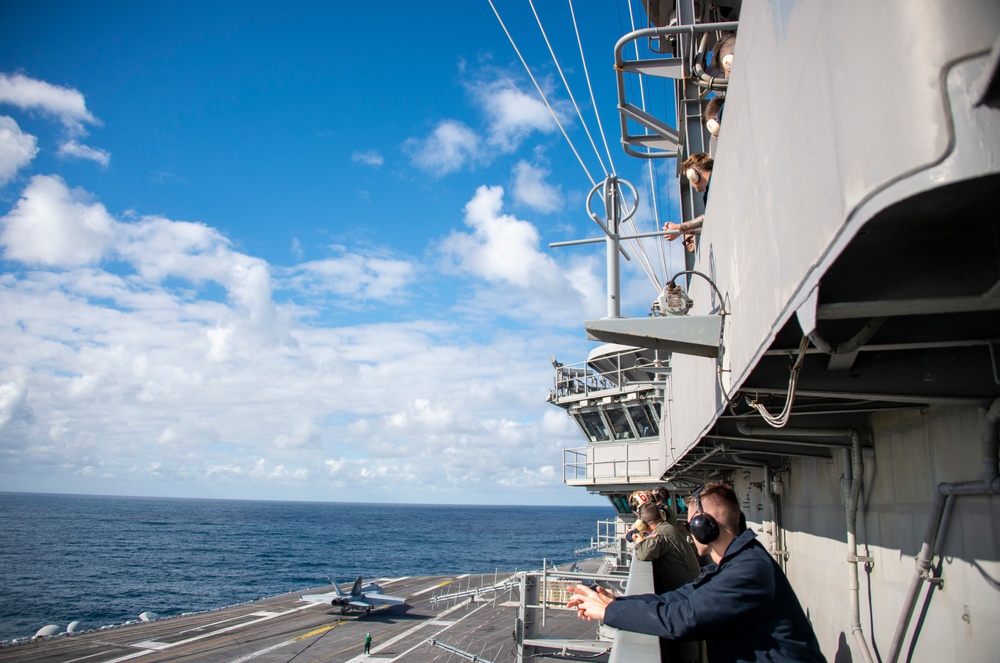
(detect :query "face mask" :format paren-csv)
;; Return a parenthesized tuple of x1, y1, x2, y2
(686, 168, 701, 184)
(722, 53, 733, 72)
(706, 118, 720, 137)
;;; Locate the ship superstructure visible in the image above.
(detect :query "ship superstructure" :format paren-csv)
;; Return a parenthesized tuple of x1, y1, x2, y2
(547, 1, 1000, 661)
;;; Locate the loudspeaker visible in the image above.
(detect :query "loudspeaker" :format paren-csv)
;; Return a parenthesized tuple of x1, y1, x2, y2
(688, 489, 720, 544)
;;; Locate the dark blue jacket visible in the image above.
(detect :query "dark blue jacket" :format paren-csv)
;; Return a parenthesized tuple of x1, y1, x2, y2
(603, 530, 825, 662)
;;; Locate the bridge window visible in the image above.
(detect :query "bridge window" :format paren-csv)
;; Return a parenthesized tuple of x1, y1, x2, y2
(628, 404, 659, 438)
(606, 406, 635, 440)
(578, 411, 611, 442)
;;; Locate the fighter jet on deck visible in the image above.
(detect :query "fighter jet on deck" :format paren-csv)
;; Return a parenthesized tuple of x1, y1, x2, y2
(300, 576, 406, 616)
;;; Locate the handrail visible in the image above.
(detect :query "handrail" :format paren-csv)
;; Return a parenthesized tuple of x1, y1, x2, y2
(614, 21, 739, 159)
(550, 350, 665, 400)
(563, 441, 662, 483)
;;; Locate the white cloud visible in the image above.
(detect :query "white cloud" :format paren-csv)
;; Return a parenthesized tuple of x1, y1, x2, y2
(0, 73, 99, 134)
(351, 149, 384, 167)
(1, 174, 115, 265)
(0, 182, 604, 504)
(512, 160, 563, 213)
(438, 184, 604, 325)
(403, 73, 568, 178)
(405, 119, 480, 176)
(58, 139, 111, 167)
(0, 116, 38, 186)
(0, 73, 110, 166)
(469, 76, 560, 152)
(446, 184, 551, 288)
(282, 252, 416, 301)
(2, 176, 288, 353)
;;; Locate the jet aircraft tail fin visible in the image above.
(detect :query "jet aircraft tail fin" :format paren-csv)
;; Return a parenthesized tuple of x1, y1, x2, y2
(350, 576, 364, 597)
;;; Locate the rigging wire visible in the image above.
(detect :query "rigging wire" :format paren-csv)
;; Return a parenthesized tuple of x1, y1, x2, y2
(486, 0, 596, 187)
(567, 0, 616, 175)
(625, 0, 670, 283)
(646, 159, 671, 283)
(616, 0, 665, 292)
(527, 0, 609, 179)
(492, 0, 670, 296)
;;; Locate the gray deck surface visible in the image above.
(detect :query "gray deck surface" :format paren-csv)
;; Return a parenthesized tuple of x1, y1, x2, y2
(0, 570, 604, 663)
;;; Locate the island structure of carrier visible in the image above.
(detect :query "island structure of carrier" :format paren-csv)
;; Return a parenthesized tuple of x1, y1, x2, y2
(542, 1, 1000, 662)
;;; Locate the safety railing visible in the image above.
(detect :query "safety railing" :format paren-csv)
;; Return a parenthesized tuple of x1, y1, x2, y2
(563, 441, 663, 485)
(575, 518, 625, 556)
(615, 21, 738, 159)
(550, 348, 667, 401)
(551, 359, 616, 399)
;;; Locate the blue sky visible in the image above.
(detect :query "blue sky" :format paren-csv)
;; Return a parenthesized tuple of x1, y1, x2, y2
(0, 0, 684, 505)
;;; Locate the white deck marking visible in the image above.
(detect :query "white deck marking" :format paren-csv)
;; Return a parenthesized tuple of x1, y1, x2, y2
(409, 578, 459, 597)
(376, 576, 409, 585)
(177, 613, 252, 633)
(226, 639, 296, 663)
(378, 601, 492, 663)
(63, 651, 122, 663)
(131, 641, 170, 650)
(102, 602, 319, 663)
(339, 599, 477, 663)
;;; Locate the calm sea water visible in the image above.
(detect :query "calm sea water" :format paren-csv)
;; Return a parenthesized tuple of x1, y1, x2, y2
(0, 492, 612, 643)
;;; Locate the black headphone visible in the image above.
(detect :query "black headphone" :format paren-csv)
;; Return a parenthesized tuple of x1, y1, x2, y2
(688, 486, 721, 544)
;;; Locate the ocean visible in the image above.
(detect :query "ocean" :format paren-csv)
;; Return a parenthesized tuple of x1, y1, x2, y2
(0, 492, 613, 643)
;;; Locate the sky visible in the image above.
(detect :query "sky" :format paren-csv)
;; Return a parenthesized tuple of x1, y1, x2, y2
(0, 0, 684, 505)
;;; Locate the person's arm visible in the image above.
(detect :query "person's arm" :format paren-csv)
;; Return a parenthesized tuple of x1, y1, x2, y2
(683, 215, 704, 235)
(633, 529, 666, 561)
(663, 215, 704, 240)
(603, 554, 776, 640)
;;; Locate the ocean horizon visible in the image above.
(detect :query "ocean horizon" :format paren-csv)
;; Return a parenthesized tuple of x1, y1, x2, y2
(0, 491, 614, 643)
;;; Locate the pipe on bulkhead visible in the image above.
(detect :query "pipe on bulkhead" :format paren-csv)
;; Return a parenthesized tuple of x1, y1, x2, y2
(731, 454, 785, 572)
(886, 398, 1000, 663)
(736, 422, 875, 663)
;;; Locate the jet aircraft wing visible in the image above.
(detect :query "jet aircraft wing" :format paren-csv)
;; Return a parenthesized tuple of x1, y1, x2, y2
(300, 576, 406, 615)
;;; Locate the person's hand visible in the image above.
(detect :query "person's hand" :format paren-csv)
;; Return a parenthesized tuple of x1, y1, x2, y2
(663, 222, 682, 241)
(566, 584, 615, 621)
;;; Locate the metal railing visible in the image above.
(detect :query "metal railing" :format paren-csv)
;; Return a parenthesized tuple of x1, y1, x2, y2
(614, 20, 739, 159)
(551, 349, 667, 401)
(575, 519, 625, 556)
(563, 441, 662, 484)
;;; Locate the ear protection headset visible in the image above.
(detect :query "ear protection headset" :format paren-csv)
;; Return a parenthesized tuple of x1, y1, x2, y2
(722, 53, 733, 72)
(705, 118, 721, 137)
(685, 168, 701, 185)
(687, 486, 720, 544)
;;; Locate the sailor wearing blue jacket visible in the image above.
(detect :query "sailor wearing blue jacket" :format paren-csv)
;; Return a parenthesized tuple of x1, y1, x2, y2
(568, 483, 825, 663)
